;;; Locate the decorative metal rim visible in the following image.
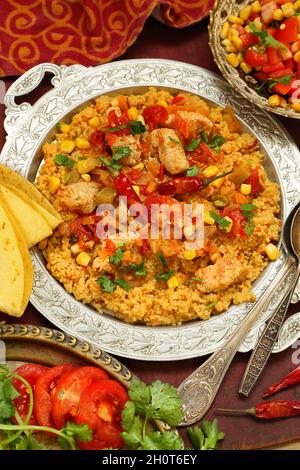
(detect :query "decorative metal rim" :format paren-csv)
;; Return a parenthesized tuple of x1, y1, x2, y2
(1, 59, 300, 360)
(209, 0, 300, 119)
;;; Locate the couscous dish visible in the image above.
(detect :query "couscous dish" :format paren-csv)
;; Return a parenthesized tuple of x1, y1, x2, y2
(36, 88, 281, 326)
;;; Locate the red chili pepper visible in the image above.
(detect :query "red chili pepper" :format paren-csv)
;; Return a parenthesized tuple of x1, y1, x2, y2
(262, 62, 284, 74)
(263, 365, 300, 397)
(217, 400, 300, 419)
(158, 164, 165, 181)
(114, 172, 141, 205)
(157, 171, 232, 196)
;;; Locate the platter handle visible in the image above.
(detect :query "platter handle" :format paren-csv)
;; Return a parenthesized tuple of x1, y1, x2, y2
(4, 63, 87, 136)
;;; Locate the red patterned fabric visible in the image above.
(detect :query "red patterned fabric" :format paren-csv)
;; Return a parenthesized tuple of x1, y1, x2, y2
(0, 0, 214, 77)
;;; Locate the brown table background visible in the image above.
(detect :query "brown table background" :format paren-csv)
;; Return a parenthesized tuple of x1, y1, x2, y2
(0, 17, 300, 450)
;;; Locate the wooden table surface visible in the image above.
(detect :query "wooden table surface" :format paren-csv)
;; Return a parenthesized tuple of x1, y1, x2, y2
(0, 16, 299, 450)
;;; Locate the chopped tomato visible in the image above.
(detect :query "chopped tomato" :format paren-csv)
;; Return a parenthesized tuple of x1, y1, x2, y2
(171, 96, 185, 105)
(268, 67, 293, 78)
(90, 130, 105, 147)
(75, 379, 128, 450)
(221, 207, 247, 238)
(12, 364, 48, 425)
(159, 163, 165, 181)
(272, 81, 292, 95)
(142, 105, 168, 131)
(51, 366, 109, 429)
(284, 58, 296, 71)
(71, 215, 100, 242)
(266, 47, 280, 66)
(245, 47, 267, 68)
(262, 62, 284, 74)
(105, 132, 119, 148)
(107, 110, 130, 136)
(117, 96, 128, 112)
(254, 71, 269, 82)
(275, 17, 298, 43)
(261, 0, 277, 24)
(34, 364, 76, 427)
(244, 167, 262, 194)
(105, 239, 117, 255)
(240, 32, 259, 48)
(126, 169, 143, 182)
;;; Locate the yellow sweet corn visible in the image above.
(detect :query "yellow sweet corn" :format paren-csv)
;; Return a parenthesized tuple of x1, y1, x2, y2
(210, 253, 219, 263)
(75, 137, 91, 150)
(273, 8, 283, 21)
(291, 102, 300, 112)
(76, 252, 91, 267)
(282, 2, 294, 17)
(268, 94, 280, 107)
(211, 176, 225, 188)
(221, 21, 230, 39)
(231, 35, 244, 51)
(240, 61, 252, 74)
(228, 15, 244, 25)
(227, 53, 240, 68)
(294, 51, 300, 62)
(167, 276, 179, 289)
(253, 17, 263, 30)
(204, 210, 215, 225)
(240, 183, 251, 195)
(60, 140, 75, 154)
(133, 162, 144, 170)
(70, 243, 80, 255)
(265, 243, 280, 261)
(222, 38, 237, 53)
(157, 100, 168, 108)
(280, 97, 288, 108)
(127, 106, 139, 121)
(89, 117, 100, 127)
(239, 5, 251, 21)
(294, 0, 300, 10)
(202, 166, 219, 178)
(137, 115, 145, 125)
(183, 250, 197, 261)
(81, 173, 91, 182)
(252, 1, 261, 13)
(60, 123, 71, 134)
(221, 216, 233, 233)
(77, 157, 97, 174)
(49, 176, 60, 194)
(132, 185, 140, 197)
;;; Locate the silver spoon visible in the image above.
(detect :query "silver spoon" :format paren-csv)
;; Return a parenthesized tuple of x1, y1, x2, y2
(177, 203, 300, 426)
(239, 203, 300, 396)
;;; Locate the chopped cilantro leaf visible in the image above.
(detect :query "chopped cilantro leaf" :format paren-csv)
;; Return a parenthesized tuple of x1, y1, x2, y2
(186, 165, 199, 176)
(128, 121, 146, 135)
(187, 419, 224, 450)
(185, 138, 201, 151)
(129, 260, 147, 277)
(169, 136, 180, 144)
(156, 252, 168, 269)
(100, 156, 122, 172)
(250, 22, 285, 49)
(191, 277, 204, 282)
(114, 278, 132, 291)
(54, 154, 74, 168)
(209, 211, 231, 230)
(206, 301, 218, 309)
(155, 271, 174, 281)
(112, 146, 131, 161)
(97, 274, 116, 293)
(109, 247, 124, 265)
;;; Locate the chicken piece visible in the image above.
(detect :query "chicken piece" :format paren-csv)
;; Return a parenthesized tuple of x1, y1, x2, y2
(177, 111, 213, 135)
(149, 239, 183, 257)
(149, 129, 189, 175)
(194, 256, 245, 293)
(60, 182, 99, 214)
(112, 135, 142, 166)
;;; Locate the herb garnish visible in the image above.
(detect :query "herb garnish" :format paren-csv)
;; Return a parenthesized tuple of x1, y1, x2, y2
(241, 203, 257, 237)
(129, 260, 147, 277)
(106, 121, 146, 136)
(209, 211, 231, 231)
(249, 22, 285, 49)
(186, 165, 199, 177)
(155, 271, 174, 281)
(109, 247, 125, 265)
(169, 136, 181, 144)
(54, 154, 74, 168)
(100, 145, 132, 172)
(187, 419, 224, 450)
(185, 138, 201, 151)
(97, 274, 132, 292)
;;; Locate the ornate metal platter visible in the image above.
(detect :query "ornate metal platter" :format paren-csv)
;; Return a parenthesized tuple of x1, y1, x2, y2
(1, 59, 300, 360)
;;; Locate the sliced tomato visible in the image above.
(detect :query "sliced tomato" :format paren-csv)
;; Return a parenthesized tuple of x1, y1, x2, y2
(272, 81, 292, 95)
(261, 0, 278, 24)
(267, 47, 280, 66)
(275, 17, 298, 43)
(221, 207, 247, 238)
(70, 214, 100, 242)
(51, 366, 109, 429)
(107, 110, 130, 136)
(262, 62, 284, 73)
(75, 379, 128, 450)
(245, 47, 267, 68)
(284, 58, 296, 71)
(12, 364, 48, 425)
(142, 105, 168, 131)
(268, 67, 293, 78)
(34, 364, 76, 427)
(244, 167, 262, 194)
(240, 32, 259, 48)
(90, 130, 105, 148)
(171, 96, 185, 105)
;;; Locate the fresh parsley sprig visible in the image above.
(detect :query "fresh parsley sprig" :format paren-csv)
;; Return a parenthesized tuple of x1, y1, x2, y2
(187, 419, 224, 450)
(54, 154, 74, 168)
(249, 22, 285, 49)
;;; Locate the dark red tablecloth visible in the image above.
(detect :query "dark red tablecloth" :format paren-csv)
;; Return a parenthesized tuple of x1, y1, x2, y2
(0, 17, 299, 450)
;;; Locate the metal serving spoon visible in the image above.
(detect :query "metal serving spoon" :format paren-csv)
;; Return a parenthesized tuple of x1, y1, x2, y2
(177, 203, 300, 426)
(239, 203, 300, 396)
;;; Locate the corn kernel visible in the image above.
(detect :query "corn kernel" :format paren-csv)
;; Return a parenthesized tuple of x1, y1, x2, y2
(245, 25, 251, 33)
(228, 28, 239, 39)
(77, 157, 97, 174)
(265, 243, 280, 261)
(60, 140, 75, 154)
(60, 123, 71, 134)
(268, 94, 280, 107)
(204, 210, 215, 225)
(231, 35, 244, 50)
(132, 185, 140, 197)
(228, 15, 244, 25)
(89, 117, 100, 127)
(294, 51, 300, 62)
(221, 21, 230, 39)
(240, 5, 251, 21)
(49, 176, 60, 194)
(253, 17, 263, 30)
(282, 2, 294, 17)
(81, 173, 91, 182)
(227, 53, 240, 67)
(291, 41, 300, 54)
(221, 216, 233, 233)
(133, 162, 144, 170)
(240, 61, 252, 74)
(183, 250, 197, 261)
(157, 100, 168, 108)
(202, 166, 219, 178)
(222, 38, 237, 53)
(70, 243, 80, 255)
(76, 252, 91, 267)
(237, 52, 243, 63)
(75, 137, 91, 150)
(127, 106, 139, 121)
(167, 276, 179, 289)
(137, 115, 145, 125)
(291, 102, 300, 112)
(293, 0, 300, 10)
(241, 183, 252, 195)
(280, 96, 288, 108)
(272, 8, 283, 21)
(211, 176, 225, 188)
(210, 253, 219, 263)
(252, 1, 261, 13)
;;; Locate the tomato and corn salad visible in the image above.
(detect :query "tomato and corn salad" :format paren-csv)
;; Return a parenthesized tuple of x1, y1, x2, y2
(36, 88, 280, 326)
(221, 0, 300, 111)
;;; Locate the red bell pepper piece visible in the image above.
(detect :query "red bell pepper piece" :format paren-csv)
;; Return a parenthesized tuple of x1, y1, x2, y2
(107, 110, 130, 136)
(221, 207, 247, 238)
(245, 47, 267, 68)
(272, 81, 292, 95)
(142, 105, 168, 131)
(268, 67, 293, 78)
(284, 58, 296, 71)
(266, 47, 280, 66)
(275, 17, 298, 43)
(90, 130, 105, 147)
(114, 172, 141, 205)
(262, 62, 284, 73)
(244, 167, 262, 194)
(158, 163, 165, 181)
(240, 32, 259, 48)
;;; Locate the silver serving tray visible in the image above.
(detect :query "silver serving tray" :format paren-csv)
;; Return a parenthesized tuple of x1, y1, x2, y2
(1, 59, 300, 361)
